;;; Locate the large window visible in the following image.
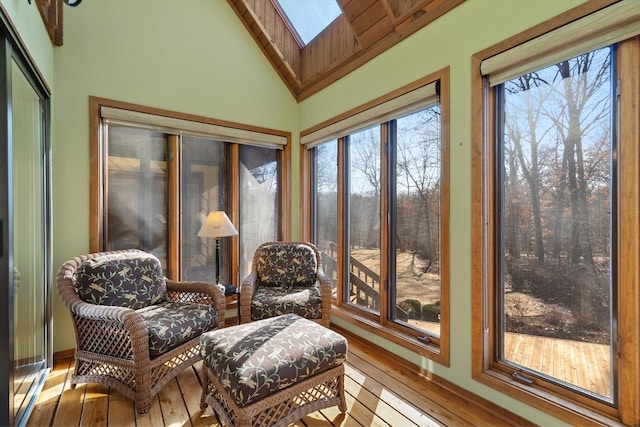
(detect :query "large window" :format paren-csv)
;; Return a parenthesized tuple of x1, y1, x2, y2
(303, 70, 450, 362)
(498, 47, 614, 399)
(90, 98, 290, 285)
(472, 2, 640, 425)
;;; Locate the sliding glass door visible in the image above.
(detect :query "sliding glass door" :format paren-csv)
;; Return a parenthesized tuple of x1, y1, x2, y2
(10, 57, 49, 426)
(0, 31, 51, 427)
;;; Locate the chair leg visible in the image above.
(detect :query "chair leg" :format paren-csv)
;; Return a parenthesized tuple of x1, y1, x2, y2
(338, 372, 346, 413)
(135, 398, 151, 415)
(200, 369, 210, 411)
(135, 375, 152, 415)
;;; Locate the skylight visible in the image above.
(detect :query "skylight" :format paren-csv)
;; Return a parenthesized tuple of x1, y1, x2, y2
(276, 0, 342, 45)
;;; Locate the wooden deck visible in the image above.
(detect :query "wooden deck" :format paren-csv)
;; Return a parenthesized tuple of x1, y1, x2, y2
(504, 332, 612, 398)
(416, 319, 611, 398)
(26, 328, 532, 427)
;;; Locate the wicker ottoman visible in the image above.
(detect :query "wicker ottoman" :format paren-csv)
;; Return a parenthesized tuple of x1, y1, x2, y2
(199, 313, 347, 427)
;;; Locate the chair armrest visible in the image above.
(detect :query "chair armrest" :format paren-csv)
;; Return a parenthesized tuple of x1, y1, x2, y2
(165, 280, 226, 328)
(66, 300, 150, 361)
(56, 257, 149, 360)
(316, 267, 333, 327)
(69, 298, 133, 321)
(239, 271, 258, 324)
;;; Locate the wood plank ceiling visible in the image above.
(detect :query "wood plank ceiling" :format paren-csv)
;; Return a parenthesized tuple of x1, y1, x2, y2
(227, 0, 465, 101)
(36, 0, 464, 102)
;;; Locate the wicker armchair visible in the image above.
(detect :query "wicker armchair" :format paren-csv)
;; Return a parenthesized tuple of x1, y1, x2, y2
(240, 242, 332, 327)
(56, 249, 226, 415)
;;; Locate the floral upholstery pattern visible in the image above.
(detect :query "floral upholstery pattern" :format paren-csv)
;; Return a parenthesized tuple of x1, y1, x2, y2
(74, 252, 167, 309)
(137, 301, 219, 358)
(58, 249, 226, 415)
(200, 314, 347, 407)
(256, 243, 317, 288)
(251, 286, 322, 321)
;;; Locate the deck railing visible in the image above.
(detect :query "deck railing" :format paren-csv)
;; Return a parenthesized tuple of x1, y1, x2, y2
(319, 241, 408, 320)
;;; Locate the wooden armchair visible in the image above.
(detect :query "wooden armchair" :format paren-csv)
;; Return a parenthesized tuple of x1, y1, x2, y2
(240, 242, 332, 327)
(56, 249, 226, 414)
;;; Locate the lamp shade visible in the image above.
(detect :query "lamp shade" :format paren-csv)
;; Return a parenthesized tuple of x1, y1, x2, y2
(197, 211, 238, 238)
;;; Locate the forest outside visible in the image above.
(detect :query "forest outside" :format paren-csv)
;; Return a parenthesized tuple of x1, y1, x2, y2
(498, 46, 613, 398)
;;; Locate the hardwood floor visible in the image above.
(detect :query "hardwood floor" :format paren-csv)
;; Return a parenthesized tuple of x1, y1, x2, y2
(26, 328, 531, 427)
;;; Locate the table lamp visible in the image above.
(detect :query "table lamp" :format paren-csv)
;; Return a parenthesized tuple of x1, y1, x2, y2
(197, 211, 238, 290)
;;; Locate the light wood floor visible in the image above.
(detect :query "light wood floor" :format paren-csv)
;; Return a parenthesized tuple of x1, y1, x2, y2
(26, 327, 530, 427)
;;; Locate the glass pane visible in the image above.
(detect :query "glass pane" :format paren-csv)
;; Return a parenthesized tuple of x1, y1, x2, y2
(500, 48, 613, 399)
(106, 126, 169, 267)
(348, 127, 381, 314)
(11, 59, 47, 422)
(275, 0, 341, 44)
(393, 106, 441, 337)
(239, 146, 279, 280)
(313, 140, 338, 299)
(180, 136, 228, 284)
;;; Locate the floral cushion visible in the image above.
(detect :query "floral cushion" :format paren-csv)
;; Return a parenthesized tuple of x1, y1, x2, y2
(74, 252, 168, 309)
(256, 243, 317, 288)
(200, 314, 347, 407)
(251, 286, 323, 321)
(137, 301, 219, 358)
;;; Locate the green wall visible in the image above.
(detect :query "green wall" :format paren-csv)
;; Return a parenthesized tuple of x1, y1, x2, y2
(4, 0, 592, 425)
(299, 1, 585, 425)
(51, 0, 299, 352)
(0, 0, 54, 84)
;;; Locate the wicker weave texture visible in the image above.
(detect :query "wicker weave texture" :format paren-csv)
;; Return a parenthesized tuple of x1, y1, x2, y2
(56, 249, 226, 414)
(201, 364, 345, 427)
(240, 241, 332, 327)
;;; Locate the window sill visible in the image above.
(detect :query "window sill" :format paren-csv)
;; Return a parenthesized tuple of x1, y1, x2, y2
(331, 304, 449, 366)
(474, 369, 624, 426)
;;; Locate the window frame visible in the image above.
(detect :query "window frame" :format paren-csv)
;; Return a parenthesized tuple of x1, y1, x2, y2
(471, 2, 640, 425)
(89, 96, 292, 283)
(301, 69, 450, 365)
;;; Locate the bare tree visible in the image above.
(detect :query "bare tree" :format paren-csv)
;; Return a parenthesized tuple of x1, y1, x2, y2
(350, 128, 380, 248)
(547, 52, 610, 269)
(396, 108, 441, 265)
(505, 73, 554, 263)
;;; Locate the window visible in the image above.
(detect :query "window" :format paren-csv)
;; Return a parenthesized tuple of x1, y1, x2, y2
(303, 70, 450, 362)
(472, 2, 640, 425)
(348, 125, 382, 316)
(393, 107, 443, 335)
(312, 139, 339, 296)
(498, 47, 614, 399)
(238, 145, 281, 279)
(90, 98, 290, 284)
(275, 0, 341, 45)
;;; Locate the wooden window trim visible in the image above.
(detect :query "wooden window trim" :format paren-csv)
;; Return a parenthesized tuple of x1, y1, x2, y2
(302, 68, 450, 366)
(280, 139, 292, 241)
(471, 2, 640, 425)
(89, 96, 292, 282)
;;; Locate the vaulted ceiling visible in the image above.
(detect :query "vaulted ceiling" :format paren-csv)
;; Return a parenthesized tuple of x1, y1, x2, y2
(227, 0, 465, 100)
(35, 0, 464, 102)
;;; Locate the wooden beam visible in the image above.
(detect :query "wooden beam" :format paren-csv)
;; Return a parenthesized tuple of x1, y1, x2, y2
(36, 0, 62, 46)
